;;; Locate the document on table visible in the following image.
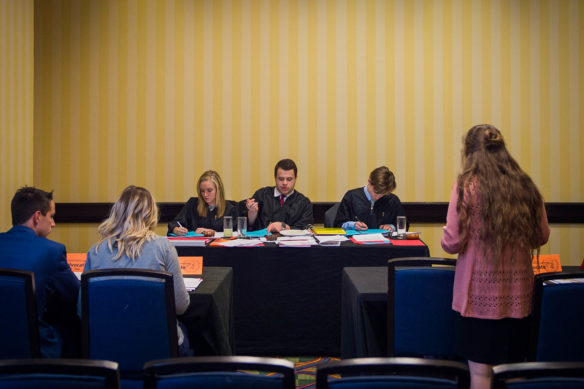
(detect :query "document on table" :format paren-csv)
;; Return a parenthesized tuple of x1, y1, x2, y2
(316, 235, 349, 246)
(184, 277, 203, 291)
(215, 238, 264, 247)
(277, 236, 318, 247)
(350, 233, 390, 243)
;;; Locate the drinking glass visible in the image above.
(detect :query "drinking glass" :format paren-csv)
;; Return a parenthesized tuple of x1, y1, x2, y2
(397, 216, 407, 236)
(223, 216, 233, 237)
(237, 217, 247, 238)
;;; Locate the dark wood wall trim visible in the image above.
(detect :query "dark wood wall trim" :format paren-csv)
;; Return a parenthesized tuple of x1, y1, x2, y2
(55, 202, 584, 224)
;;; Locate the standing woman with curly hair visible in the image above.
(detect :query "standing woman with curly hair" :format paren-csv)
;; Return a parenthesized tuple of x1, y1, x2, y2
(442, 124, 550, 389)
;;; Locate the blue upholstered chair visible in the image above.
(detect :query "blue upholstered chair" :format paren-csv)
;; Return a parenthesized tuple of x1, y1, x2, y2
(387, 257, 459, 360)
(493, 361, 584, 388)
(0, 358, 120, 389)
(316, 357, 470, 389)
(81, 269, 179, 387)
(529, 272, 584, 361)
(0, 268, 40, 358)
(143, 356, 296, 389)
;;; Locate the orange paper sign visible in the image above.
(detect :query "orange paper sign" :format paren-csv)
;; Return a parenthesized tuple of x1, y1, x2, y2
(532, 254, 561, 275)
(178, 256, 203, 276)
(67, 252, 87, 273)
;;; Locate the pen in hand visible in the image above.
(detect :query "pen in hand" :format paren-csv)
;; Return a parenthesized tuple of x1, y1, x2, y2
(354, 216, 367, 231)
(175, 221, 187, 235)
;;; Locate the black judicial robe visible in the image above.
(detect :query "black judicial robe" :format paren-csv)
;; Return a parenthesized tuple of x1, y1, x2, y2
(246, 186, 314, 231)
(333, 188, 407, 230)
(168, 197, 238, 234)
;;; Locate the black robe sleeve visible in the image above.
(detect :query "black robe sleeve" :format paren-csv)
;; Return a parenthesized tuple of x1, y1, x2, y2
(334, 188, 370, 228)
(168, 197, 199, 235)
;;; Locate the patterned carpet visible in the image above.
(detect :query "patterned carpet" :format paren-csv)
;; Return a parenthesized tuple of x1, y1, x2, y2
(283, 356, 339, 388)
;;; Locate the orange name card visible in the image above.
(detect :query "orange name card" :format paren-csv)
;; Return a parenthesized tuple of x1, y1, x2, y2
(178, 256, 203, 276)
(532, 254, 561, 275)
(67, 252, 87, 273)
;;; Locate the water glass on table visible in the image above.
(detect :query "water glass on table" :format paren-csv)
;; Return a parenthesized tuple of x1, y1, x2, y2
(396, 216, 407, 238)
(237, 217, 247, 238)
(223, 216, 233, 237)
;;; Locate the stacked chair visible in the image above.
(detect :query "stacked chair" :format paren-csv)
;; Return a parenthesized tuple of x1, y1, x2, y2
(0, 359, 120, 389)
(81, 269, 179, 388)
(492, 361, 584, 388)
(143, 356, 295, 389)
(316, 357, 469, 388)
(0, 268, 40, 359)
(529, 272, 584, 362)
(386, 257, 459, 360)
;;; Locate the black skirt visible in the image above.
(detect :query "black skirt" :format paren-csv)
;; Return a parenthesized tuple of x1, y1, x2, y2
(455, 312, 530, 365)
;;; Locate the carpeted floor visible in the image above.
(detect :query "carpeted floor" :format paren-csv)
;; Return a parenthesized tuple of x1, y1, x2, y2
(283, 356, 339, 388)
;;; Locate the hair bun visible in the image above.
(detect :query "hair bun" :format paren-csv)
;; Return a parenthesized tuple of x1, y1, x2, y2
(484, 128, 504, 150)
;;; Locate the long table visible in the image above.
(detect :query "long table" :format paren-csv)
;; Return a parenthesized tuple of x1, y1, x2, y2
(176, 241, 429, 356)
(179, 267, 234, 356)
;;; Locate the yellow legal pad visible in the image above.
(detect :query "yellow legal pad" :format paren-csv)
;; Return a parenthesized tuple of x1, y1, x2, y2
(312, 227, 346, 235)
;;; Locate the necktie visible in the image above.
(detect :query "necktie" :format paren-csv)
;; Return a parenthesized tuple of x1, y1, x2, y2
(280, 195, 285, 207)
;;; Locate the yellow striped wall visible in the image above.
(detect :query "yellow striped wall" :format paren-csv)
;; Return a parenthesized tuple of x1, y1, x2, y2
(31, 0, 584, 264)
(0, 0, 34, 231)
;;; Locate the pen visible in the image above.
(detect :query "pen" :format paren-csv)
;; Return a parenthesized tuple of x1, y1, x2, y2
(177, 221, 184, 228)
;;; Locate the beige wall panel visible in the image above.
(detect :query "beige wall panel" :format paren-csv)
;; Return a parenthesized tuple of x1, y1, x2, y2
(0, 0, 34, 230)
(30, 0, 583, 261)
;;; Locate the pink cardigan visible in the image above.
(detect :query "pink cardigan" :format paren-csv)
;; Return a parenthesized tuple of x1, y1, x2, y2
(441, 182, 550, 319)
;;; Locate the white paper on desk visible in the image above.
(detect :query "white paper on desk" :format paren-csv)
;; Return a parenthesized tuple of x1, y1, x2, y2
(351, 233, 389, 243)
(277, 236, 315, 241)
(545, 278, 584, 285)
(217, 238, 263, 247)
(316, 235, 349, 245)
(184, 277, 203, 291)
(277, 237, 317, 247)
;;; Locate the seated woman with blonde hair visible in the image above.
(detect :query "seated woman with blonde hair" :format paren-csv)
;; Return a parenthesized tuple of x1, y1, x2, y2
(168, 170, 238, 236)
(83, 185, 191, 355)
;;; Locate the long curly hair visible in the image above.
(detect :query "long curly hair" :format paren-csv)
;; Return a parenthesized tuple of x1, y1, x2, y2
(456, 124, 545, 263)
(96, 185, 159, 260)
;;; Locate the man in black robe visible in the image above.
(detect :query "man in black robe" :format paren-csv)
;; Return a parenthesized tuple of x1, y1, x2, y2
(244, 159, 314, 233)
(334, 166, 407, 232)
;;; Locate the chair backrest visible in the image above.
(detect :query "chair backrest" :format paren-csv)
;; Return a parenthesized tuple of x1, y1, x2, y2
(0, 358, 120, 389)
(316, 357, 470, 389)
(0, 268, 40, 358)
(143, 356, 296, 389)
(387, 257, 458, 359)
(493, 361, 584, 389)
(81, 269, 179, 373)
(529, 272, 584, 361)
(324, 203, 340, 228)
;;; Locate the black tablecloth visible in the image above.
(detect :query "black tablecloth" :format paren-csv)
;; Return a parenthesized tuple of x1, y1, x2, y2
(176, 241, 429, 356)
(341, 267, 387, 358)
(179, 267, 233, 356)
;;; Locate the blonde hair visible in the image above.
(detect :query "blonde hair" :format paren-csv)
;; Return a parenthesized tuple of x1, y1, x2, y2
(197, 170, 227, 218)
(96, 185, 159, 260)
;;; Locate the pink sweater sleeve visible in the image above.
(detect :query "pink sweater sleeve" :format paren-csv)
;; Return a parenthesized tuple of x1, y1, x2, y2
(441, 182, 460, 254)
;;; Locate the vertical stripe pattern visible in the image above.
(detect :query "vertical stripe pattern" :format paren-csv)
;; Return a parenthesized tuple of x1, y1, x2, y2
(23, 0, 584, 263)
